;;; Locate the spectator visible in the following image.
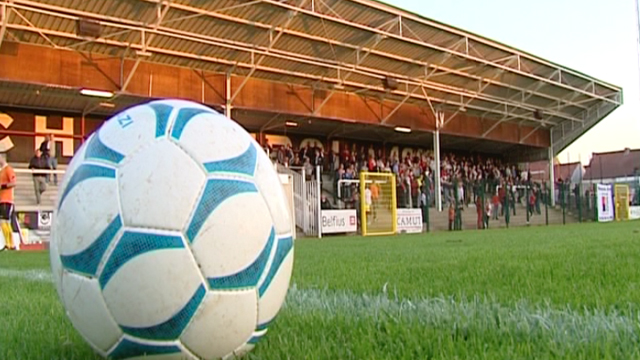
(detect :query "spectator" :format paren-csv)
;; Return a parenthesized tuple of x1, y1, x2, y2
(28, 149, 50, 205)
(39, 133, 58, 185)
(321, 195, 333, 210)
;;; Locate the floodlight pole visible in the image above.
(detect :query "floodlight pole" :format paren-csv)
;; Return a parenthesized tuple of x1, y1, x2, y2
(433, 111, 444, 212)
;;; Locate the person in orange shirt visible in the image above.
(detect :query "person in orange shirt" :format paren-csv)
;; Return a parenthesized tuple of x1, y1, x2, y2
(0, 155, 16, 250)
(448, 203, 455, 231)
(370, 181, 379, 221)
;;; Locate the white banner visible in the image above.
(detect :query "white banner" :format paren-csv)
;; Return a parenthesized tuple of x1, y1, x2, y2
(397, 208, 423, 234)
(321, 210, 357, 234)
(38, 211, 53, 230)
(596, 184, 614, 222)
(630, 206, 640, 220)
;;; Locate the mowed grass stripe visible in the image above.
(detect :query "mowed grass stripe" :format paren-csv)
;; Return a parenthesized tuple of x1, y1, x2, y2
(292, 221, 640, 309)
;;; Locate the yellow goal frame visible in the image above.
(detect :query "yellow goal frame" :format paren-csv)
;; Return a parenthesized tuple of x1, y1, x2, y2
(360, 171, 397, 236)
(614, 184, 630, 221)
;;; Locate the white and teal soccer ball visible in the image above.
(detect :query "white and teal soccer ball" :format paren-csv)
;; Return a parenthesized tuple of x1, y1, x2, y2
(49, 99, 294, 360)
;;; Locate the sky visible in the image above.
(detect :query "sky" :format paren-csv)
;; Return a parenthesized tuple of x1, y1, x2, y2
(382, 0, 640, 164)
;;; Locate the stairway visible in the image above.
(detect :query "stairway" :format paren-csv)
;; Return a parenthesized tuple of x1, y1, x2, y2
(13, 163, 66, 212)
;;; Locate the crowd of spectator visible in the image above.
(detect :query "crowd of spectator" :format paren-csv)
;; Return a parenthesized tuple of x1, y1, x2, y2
(264, 139, 640, 231)
(266, 141, 551, 216)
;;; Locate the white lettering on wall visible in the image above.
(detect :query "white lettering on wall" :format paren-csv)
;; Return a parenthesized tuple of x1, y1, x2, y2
(35, 115, 75, 157)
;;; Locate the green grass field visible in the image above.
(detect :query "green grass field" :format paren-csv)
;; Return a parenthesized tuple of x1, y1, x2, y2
(2, 222, 640, 359)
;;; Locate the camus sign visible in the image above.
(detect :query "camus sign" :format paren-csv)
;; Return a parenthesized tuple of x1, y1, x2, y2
(396, 208, 423, 234)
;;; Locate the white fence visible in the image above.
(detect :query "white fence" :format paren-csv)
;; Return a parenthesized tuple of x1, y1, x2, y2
(15, 164, 324, 238)
(274, 164, 322, 238)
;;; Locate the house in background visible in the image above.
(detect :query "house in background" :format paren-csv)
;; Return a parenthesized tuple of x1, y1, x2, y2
(583, 148, 640, 206)
(583, 148, 640, 185)
(527, 160, 584, 184)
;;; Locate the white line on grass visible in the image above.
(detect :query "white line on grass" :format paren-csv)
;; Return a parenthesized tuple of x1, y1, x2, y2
(283, 284, 640, 345)
(2, 268, 639, 346)
(0, 268, 52, 282)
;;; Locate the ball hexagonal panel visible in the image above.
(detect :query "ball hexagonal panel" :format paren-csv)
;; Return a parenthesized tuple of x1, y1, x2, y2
(181, 289, 258, 360)
(169, 106, 255, 177)
(257, 235, 294, 327)
(118, 139, 205, 231)
(108, 337, 196, 360)
(100, 230, 204, 341)
(61, 272, 122, 354)
(94, 101, 177, 161)
(226, 342, 256, 360)
(190, 186, 274, 287)
(56, 164, 121, 278)
(55, 132, 89, 198)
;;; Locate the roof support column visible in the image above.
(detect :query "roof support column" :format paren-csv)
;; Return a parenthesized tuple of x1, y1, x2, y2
(549, 133, 556, 207)
(0, 3, 8, 49)
(433, 111, 444, 212)
(224, 72, 232, 118)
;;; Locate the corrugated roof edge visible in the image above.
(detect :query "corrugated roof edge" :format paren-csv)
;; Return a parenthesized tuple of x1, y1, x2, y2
(591, 148, 640, 156)
(367, 0, 622, 91)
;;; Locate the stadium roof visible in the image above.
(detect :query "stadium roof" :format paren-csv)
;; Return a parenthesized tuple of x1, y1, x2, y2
(0, 0, 623, 155)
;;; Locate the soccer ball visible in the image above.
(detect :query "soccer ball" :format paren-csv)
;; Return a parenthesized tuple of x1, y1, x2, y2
(49, 99, 294, 359)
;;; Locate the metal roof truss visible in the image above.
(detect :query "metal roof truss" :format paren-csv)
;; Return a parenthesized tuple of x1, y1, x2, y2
(0, 0, 623, 154)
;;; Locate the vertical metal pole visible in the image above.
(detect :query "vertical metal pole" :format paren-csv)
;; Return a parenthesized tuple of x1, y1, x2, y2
(453, 178, 460, 230)
(423, 174, 430, 232)
(578, 155, 583, 223)
(434, 112, 443, 212)
(0, 3, 7, 49)
(545, 187, 549, 226)
(425, 200, 430, 232)
(504, 184, 510, 228)
(526, 183, 530, 224)
(201, 72, 205, 103)
(593, 184, 598, 222)
(302, 168, 307, 235)
(316, 165, 322, 239)
(81, 115, 86, 143)
(549, 142, 556, 207)
(562, 184, 567, 225)
(225, 72, 232, 119)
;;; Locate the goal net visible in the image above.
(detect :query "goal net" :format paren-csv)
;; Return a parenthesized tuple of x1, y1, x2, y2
(360, 172, 397, 236)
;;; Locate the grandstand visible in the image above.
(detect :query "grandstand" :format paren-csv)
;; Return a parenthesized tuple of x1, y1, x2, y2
(0, 0, 623, 238)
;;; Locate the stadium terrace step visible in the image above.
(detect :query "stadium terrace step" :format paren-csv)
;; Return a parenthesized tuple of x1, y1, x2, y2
(12, 163, 68, 212)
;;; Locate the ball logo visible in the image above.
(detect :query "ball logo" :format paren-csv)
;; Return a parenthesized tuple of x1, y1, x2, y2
(117, 114, 134, 129)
